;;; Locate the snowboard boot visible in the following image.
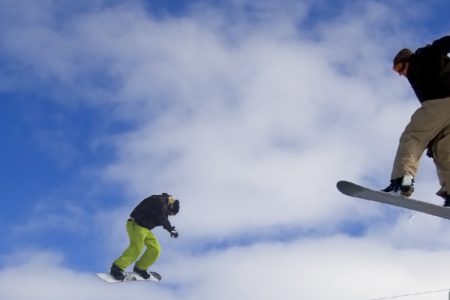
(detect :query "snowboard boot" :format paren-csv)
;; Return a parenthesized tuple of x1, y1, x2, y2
(436, 188, 450, 207)
(133, 265, 150, 279)
(436, 188, 447, 200)
(110, 263, 125, 281)
(382, 175, 414, 197)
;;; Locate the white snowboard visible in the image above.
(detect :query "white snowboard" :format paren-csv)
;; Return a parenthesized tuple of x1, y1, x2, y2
(96, 271, 161, 283)
(337, 180, 450, 220)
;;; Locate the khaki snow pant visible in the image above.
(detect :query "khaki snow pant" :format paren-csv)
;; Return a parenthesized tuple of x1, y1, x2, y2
(431, 126, 450, 195)
(113, 220, 161, 271)
(391, 97, 450, 194)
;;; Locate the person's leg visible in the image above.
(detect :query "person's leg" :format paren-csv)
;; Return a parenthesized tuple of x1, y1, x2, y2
(135, 231, 161, 271)
(432, 128, 450, 205)
(113, 221, 149, 270)
(391, 101, 450, 180)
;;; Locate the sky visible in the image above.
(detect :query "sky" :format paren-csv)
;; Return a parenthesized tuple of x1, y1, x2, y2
(1, 0, 450, 299)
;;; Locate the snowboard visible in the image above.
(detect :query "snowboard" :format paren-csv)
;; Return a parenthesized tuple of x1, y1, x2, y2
(96, 271, 161, 283)
(336, 180, 450, 220)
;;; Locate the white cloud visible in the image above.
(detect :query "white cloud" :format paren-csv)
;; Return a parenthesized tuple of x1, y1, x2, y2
(2, 0, 450, 299)
(92, 1, 415, 237)
(0, 251, 177, 300)
(3, 238, 450, 300)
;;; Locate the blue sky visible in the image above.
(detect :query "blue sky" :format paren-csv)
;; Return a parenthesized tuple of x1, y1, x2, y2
(2, 0, 450, 299)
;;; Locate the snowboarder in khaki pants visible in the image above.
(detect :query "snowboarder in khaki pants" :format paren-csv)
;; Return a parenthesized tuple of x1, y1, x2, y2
(383, 35, 450, 206)
(110, 193, 180, 281)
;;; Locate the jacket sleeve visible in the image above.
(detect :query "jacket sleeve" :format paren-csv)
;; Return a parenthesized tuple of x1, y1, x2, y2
(159, 215, 174, 232)
(155, 198, 175, 232)
(431, 36, 450, 55)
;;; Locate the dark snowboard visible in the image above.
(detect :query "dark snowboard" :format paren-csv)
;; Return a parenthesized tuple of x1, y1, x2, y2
(337, 180, 450, 220)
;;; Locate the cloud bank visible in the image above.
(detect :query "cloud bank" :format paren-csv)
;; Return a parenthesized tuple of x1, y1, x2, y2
(2, 0, 450, 299)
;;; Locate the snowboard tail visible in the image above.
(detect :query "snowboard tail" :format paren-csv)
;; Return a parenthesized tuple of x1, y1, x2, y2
(337, 180, 450, 220)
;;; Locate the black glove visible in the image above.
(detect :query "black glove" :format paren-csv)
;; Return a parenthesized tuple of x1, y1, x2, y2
(426, 137, 436, 158)
(426, 146, 433, 158)
(170, 227, 179, 238)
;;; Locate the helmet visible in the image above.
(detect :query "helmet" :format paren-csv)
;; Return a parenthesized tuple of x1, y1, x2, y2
(162, 193, 180, 215)
(393, 48, 413, 66)
(169, 200, 180, 215)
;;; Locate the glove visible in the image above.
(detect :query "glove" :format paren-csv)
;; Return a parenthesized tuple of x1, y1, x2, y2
(170, 227, 179, 238)
(426, 136, 438, 158)
(426, 146, 433, 158)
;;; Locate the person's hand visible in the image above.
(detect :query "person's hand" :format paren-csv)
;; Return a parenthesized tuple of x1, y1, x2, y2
(170, 227, 179, 238)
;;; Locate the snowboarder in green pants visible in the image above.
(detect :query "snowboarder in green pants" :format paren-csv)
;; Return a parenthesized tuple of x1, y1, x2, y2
(110, 193, 180, 281)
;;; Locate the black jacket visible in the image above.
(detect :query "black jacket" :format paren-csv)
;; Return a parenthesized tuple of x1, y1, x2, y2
(407, 36, 450, 103)
(130, 195, 174, 232)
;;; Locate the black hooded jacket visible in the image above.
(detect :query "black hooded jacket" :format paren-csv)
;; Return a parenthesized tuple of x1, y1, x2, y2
(130, 195, 174, 232)
(407, 36, 450, 103)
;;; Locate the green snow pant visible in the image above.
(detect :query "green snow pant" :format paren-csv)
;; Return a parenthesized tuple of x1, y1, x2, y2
(113, 220, 161, 271)
(391, 97, 450, 193)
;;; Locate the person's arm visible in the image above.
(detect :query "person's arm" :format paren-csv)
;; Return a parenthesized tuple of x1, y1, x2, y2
(155, 199, 179, 237)
(431, 36, 450, 55)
